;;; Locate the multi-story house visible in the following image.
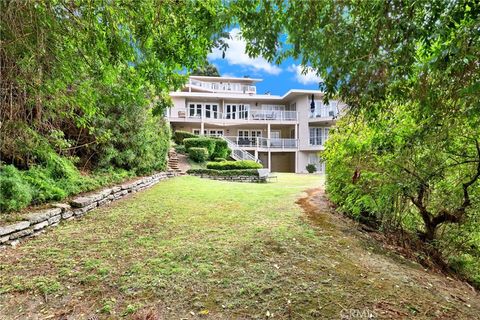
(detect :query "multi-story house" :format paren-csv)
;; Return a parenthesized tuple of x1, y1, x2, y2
(167, 75, 344, 173)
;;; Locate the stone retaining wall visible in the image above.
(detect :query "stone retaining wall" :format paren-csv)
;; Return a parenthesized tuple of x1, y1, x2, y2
(188, 173, 264, 183)
(0, 171, 177, 249)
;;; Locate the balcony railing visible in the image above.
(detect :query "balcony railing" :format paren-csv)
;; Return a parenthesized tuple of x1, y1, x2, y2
(189, 79, 256, 94)
(310, 101, 340, 119)
(175, 109, 298, 121)
(225, 136, 298, 149)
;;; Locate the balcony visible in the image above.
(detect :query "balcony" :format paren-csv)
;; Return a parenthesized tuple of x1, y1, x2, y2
(174, 108, 298, 122)
(189, 79, 256, 94)
(310, 100, 340, 119)
(226, 136, 298, 149)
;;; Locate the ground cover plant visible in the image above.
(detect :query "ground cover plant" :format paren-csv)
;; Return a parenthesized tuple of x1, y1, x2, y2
(1, 174, 479, 319)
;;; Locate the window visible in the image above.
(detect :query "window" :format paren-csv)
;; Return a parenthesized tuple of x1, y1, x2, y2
(208, 130, 224, 137)
(309, 127, 331, 145)
(193, 129, 208, 135)
(309, 127, 323, 145)
(238, 104, 250, 119)
(308, 153, 325, 173)
(189, 103, 202, 118)
(226, 104, 237, 119)
(205, 104, 219, 119)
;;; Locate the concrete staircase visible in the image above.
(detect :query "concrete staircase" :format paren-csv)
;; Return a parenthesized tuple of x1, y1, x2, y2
(167, 149, 183, 174)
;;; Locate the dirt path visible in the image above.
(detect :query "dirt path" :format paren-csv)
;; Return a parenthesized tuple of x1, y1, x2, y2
(297, 188, 480, 319)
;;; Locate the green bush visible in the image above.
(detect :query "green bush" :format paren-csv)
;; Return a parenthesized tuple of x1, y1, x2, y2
(188, 147, 209, 163)
(187, 168, 259, 177)
(0, 165, 33, 212)
(184, 137, 216, 155)
(174, 144, 186, 154)
(306, 164, 317, 173)
(210, 139, 230, 159)
(206, 160, 262, 170)
(213, 158, 227, 162)
(174, 131, 198, 144)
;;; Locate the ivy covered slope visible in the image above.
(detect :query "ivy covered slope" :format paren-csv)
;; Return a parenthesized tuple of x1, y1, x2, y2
(0, 1, 226, 212)
(231, 1, 480, 286)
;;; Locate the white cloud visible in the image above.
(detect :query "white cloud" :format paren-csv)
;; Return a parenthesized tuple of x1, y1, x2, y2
(208, 28, 282, 75)
(288, 64, 322, 85)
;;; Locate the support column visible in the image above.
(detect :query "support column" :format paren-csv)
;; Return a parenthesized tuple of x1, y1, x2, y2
(255, 149, 259, 160)
(295, 151, 298, 173)
(268, 151, 272, 171)
(200, 122, 204, 136)
(267, 123, 271, 148)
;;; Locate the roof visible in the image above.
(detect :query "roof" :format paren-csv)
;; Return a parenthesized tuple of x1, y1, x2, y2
(189, 75, 263, 83)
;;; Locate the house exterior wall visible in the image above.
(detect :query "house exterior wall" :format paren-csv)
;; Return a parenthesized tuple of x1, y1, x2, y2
(167, 76, 341, 173)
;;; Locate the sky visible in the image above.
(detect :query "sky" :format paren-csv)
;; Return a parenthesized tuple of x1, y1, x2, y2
(207, 28, 322, 96)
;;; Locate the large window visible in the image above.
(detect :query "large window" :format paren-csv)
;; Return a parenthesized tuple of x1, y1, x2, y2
(308, 153, 325, 173)
(188, 103, 202, 118)
(205, 104, 219, 119)
(309, 127, 330, 145)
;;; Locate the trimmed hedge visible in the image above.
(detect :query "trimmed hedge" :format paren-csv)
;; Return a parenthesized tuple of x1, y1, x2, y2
(174, 144, 186, 154)
(188, 147, 209, 162)
(174, 130, 198, 144)
(206, 160, 262, 170)
(210, 138, 230, 159)
(187, 168, 259, 177)
(184, 137, 216, 155)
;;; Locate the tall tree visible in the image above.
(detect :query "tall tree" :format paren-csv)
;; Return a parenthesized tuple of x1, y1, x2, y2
(192, 61, 221, 76)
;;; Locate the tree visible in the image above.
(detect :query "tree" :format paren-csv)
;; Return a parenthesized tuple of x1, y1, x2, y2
(0, 0, 227, 211)
(192, 61, 220, 76)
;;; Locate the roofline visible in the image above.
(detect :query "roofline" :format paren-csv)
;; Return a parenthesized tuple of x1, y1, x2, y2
(170, 91, 283, 100)
(189, 75, 263, 82)
(171, 89, 325, 101)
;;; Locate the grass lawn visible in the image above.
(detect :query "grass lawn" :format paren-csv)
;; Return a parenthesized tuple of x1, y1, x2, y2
(1, 174, 479, 319)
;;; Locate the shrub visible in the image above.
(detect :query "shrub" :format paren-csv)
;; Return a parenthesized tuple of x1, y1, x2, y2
(174, 131, 198, 144)
(188, 147, 209, 163)
(184, 137, 216, 155)
(175, 144, 186, 154)
(206, 160, 262, 170)
(0, 165, 33, 212)
(210, 139, 230, 159)
(187, 168, 259, 177)
(306, 164, 317, 173)
(213, 158, 227, 162)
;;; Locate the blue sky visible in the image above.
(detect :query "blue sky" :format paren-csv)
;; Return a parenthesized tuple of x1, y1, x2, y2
(208, 28, 322, 96)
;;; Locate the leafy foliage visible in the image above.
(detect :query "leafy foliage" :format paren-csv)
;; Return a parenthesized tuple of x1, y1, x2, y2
(0, 1, 226, 212)
(187, 168, 259, 177)
(173, 131, 199, 145)
(191, 61, 221, 77)
(206, 160, 262, 170)
(230, 0, 480, 284)
(188, 148, 209, 163)
(306, 164, 317, 174)
(210, 139, 230, 160)
(184, 138, 216, 156)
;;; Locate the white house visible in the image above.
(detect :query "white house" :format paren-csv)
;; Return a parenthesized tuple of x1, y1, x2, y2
(166, 75, 344, 173)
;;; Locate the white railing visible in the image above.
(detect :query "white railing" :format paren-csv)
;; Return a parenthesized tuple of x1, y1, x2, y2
(221, 136, 260, 162)
(310, 100, 340, 118)
(250, 110, 298, 121)
(179, 108, 298, 121)
(225, 136, 298, 149)
(189, 79, 256, 94)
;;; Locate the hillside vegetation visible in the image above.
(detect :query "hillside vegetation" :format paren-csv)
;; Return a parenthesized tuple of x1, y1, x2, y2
(0, 1, 226, 212)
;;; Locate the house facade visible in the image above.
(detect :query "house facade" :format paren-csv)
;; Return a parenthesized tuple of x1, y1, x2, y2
(166, 75, 344, 173)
